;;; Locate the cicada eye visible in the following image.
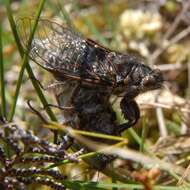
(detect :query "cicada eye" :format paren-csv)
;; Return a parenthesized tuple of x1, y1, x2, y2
(130, 68, 144, 85)
(142, 75, 156, 87)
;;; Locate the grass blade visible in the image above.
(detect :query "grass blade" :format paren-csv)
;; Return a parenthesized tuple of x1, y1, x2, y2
(0, 21, 7, 119)
(4, 0, 24, 55)
(5, 0, 58, 142)
(140, 116, 147, 153)
(5, 0, 45, 121)
(73, 1, 109, 46)
(57, 0, 73, 28)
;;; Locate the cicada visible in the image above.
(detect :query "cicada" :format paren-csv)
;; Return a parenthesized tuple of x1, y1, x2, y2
(17, 17, 163, 134)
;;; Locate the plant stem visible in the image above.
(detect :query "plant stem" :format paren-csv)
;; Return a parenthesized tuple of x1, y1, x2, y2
(0, 21, 7, 120)
(5, 0, 58, 143)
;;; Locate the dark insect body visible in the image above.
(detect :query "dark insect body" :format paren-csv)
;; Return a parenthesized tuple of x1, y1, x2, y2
(17, 18, 163, 168)
(18, 18, 163, 130)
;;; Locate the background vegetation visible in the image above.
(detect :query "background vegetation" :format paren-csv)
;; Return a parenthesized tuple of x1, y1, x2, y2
(1, 0, 190, 189)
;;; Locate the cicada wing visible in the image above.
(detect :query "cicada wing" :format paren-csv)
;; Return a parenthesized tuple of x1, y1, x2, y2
(16, 17, 87, 76)
(16, 17, 117, 86)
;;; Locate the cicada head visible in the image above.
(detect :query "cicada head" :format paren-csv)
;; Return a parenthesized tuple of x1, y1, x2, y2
(116, 55, 164, 98)
(124, 64, 164, 92)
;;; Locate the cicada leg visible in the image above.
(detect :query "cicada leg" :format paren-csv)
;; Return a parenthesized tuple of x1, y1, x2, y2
(43, 104, 74, 111)
(118, 98, 140, 133)
(29, 76, 49, 90)
(27, 100, 49, 124)
(60, 134, 74, 150)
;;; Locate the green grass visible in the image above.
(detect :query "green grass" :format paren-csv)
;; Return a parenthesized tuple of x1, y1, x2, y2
(4, 0, 58, 142)
(140, 116, 148, 153)
(0, 21, 6, 120)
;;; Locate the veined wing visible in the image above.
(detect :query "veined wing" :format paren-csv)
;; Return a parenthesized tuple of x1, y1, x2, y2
(17, 17, 117, 86)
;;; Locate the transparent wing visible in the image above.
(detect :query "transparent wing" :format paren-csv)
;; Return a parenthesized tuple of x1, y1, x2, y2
(16, 17, 117, 85)
(16, 17, 87, 76)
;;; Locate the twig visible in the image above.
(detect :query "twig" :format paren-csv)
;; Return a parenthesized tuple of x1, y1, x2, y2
(139, 102, 190, 114)
(163, 0, 190, 41)
(156, 63, 185, 71)
(180, 58, 190, 134)
(177, 163, 190, 186)
(180, 122, 187, 134)
(148, 0, 190, 65)
(155, 92, 167, 137)
(156, 107, 167, 137)
(149, 25, 190, 65)
(188, 58, 190, 97)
